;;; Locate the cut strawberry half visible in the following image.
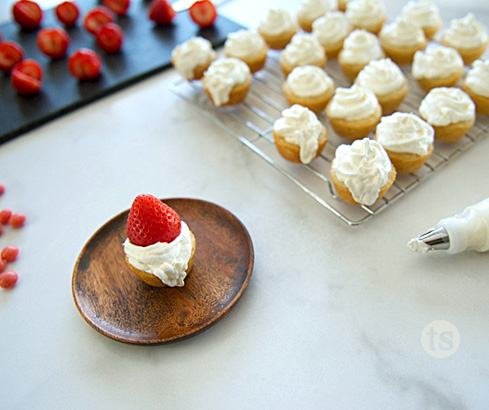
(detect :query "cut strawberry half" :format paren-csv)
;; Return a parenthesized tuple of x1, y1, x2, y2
(148, 0, 176, 25)
(37, 27, 70, 59)
(55, 1, 80, 27)
(83, 6, 115, 35)
(0, 41, 24, 73)
(12, 0, 43, 31)
(189, 0, 217, 29)
(102, 0, 130, 17)
(96, 22, 124, 54)
(68, 48, 102, 80)
(11, 59, 43, 95)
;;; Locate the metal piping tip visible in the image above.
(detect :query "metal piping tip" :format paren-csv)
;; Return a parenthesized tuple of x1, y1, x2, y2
(408, 227, 450, 253)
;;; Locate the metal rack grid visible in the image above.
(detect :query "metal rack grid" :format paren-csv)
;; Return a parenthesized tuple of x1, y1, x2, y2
(169, 52, 489, 226)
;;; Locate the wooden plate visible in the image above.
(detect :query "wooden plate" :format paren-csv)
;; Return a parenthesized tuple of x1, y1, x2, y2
(72, 198, 254, 344)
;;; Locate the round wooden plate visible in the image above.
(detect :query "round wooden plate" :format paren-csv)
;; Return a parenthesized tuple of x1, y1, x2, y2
(72, 198, 254, 345)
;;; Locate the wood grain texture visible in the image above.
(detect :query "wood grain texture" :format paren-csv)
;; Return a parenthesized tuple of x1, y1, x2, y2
(72, 198, 254, 344)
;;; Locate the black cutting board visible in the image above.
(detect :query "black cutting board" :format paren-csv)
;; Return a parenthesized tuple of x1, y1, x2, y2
(0, 0, 244, 144)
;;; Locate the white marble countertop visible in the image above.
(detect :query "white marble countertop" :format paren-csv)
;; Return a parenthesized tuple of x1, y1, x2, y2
(1, 0, 489, 409)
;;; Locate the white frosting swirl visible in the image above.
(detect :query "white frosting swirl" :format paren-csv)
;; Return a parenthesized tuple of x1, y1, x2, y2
(465, 59, 489, 98)
(274, 105, 326, 164)
(312, 11, 351, 46)
(259, 8, 296, 36)
(298, 0, 336, 22)
(328, 85, 379, 120)
(442, 13, 488, 50)
(285, 65, 333, 97)
(412, 43, 463, 79)
(123, 222, 192, 287)
(345, 0, 385, 28)
(280, 33, 325, 67)
(202, 58, 250, 106)
(340, 29, 384, 64)
(376, 112, 434, 155)
(224, 30, 267, 59)
(401, 1, 441, 28)
(419, 87, 476, 126)
(171, 37, 216, 80)
(332, 138, 392, 206)
(355, 58, 405, 96)
(379, 16, 426, 47)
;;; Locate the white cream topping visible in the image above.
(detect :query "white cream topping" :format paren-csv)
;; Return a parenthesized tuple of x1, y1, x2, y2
(345, 0, 385, 28)
(376, 112, 434, 155)
(340, 29, 384, 64)
(312, 11, 351, 46)
(412, 43, 463, 79)
(202, 58, 250, 106)
(285, 65, 333, 97)
(408, 237, 431, 253)
(298, 0, 336, 22)
(379, 16, 426, 47)
(224, 30, 267, 59)
(332, 138, 392, 206)
(259, 8, 296, 37)
(419, 87, 476, 126)
(401, 1, 441, 28)
(465, 59, 489, 98)
(442, 13, 488, 50)
(274, 105, 326, 164)
(280, 33, 325, 67)
(355, 58, 406, 96)
(328, 85, 379, 120)
(171, 37, 216, 80)
(123, 222, 192, 287)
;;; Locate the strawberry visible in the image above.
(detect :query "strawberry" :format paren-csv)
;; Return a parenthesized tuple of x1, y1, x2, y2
(148, 0, 176, 25)
(12, 0, 43, 31)
(55, 1, 80, 27)
(189, 0, 217, 29)
(126, 194, 181, 246)
(96, 22, 124, 53)
(0, 41, 24, 73)
(37, 27, 70, 59)
(68, 48, 102, 80)
(83, 6, 115, 35)
(102, 0, 130, 17)
(11, 59, 43, 95)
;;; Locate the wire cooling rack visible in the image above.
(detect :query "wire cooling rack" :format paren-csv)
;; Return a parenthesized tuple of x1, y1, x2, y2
(169, 51, 489, 226)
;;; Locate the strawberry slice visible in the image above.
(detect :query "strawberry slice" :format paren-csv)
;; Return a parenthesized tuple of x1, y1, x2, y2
(189, 0, 217, 29)
(83, 6, 115, 35)
(12, 0, 43, 30)
(37, 27, 70, 59)
(68, 48, 102, 80)
(148, 0, 176, 25)
(102, 0, 130, 17)
(126, 194, 182, 246)
(96, 22, 124, 53)
(55, 1, 80, 27)
(11, 59, 43, 95)
(0, 41, 24, 73)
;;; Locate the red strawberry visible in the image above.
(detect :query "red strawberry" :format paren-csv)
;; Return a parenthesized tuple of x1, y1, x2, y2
(127, 194, 181, 246)
(12, 0, 43, 31)
(0, 41, 24, 73)
(189, 0, 217, 29)
(102, 0, 130, 16)
(148, 0, 176, 25)
(11, 59, 43, 95)
(83, 6, 115, 35)
(96, 22, 124, 53)
(37, 27, 70, 59)
(68, 48, 102, 80)
(55, 1, 80, 27)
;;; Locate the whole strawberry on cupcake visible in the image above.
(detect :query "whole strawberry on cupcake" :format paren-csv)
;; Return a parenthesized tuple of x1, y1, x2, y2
(123, 194, 196, 287)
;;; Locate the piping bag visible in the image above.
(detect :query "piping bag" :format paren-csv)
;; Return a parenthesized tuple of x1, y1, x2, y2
(408, 197, 489, 254)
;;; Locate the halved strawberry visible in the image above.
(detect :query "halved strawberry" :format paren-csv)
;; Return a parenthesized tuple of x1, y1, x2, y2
(68, 48, 102, 80)
(148, 0, 176, 25)
(0, 41, 24, 73)
(96, 22, 124, 53)
(102, 0, 130, 16)
(189, 0, 217, 29)
(126, 194, 182, 246)
(12, 0, 43, 31)
(11, 59, 43, 95)
(55, 1, 80, 27)
(83, 6, 115, 35)
(37, 27, 70, 59)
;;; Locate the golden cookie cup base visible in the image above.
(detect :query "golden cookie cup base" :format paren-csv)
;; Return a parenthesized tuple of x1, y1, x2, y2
(376, 80, 409, 115)
(423, 118, 476, 143)
(279, 55, 327, 77)
(273, 129, 328, 163)
(462, 82, 489, 115)
(258, 28, 296, 50)
(381, 40, 427, 66)
(225, 48, 268, 73)
(171, 57, 214, 81)
(282, 82, 334, 113)
(422, 21, 442, 40)
(441, 38, 489, 66)
(203, 75, 252, 107)
(382, 144, 434, 175)
(326, 104, 382, 140)
(298, 16, 314, 33)
(415, 68, 463, 92)
(351, 16, 386, 36)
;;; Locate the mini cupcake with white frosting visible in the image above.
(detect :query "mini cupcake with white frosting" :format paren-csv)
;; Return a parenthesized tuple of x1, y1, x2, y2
(418, 87, 476, 142)
(224, 30, 268, 73)
(441, 14, 489, 65)
(412, 43, 464, 92)
(355, 58, 408, 115)
(330, 138, 396, 206)
(273, 105, 328, 164)
(326, 84, 382, 140)
(282, 65, 335, 113)
(345, 0, 386, 35)
(279, 33, 327, 77)
(312, 11, 352, 58)
(258, 8, 297, 50)
(297, 0, 337, 32)
(374, 113, 434, 174)
(338, 0, 354, 12)
(462, 59, 489, 115)
(338, 29, 385, 81)
(379, 16, 427, 66)
(171, 37, 217, 81)
(401, 1, 442, 40)
(202, 58, 252, 107)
